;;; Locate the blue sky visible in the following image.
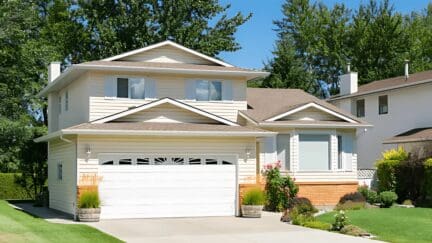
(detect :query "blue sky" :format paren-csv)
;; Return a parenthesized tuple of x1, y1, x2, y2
(218, 0, 431, 69)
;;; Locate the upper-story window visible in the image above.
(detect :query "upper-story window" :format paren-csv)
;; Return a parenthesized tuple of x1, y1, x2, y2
(356, 99, 365, 117)
(65, 90, 69, 111)
(379, 95, 388, 115)
(105, 76, 155, 99)
(58, 96, 62, 114)
(195, 80, 222, 101)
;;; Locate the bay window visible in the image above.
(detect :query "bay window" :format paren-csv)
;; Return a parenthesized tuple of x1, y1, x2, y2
(298, 134, 330, 171)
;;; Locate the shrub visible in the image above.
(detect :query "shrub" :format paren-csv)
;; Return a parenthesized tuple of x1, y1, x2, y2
(380, 191, 398, 208)
(243, 187, 266, 205)
(303, 220, 332, 230)
(423, 158, 432, 202)
(358, 186, 379, 204)
(263, 162, 298, 211)
(0, 173, 31, 200)
(289, 207, 314, 225)
(78, 191, 100, 208)
(291, 197, 317, 216)
(376, 147, 408, 192)
(335, 200, 365, 210)
(340, 225, 368, 236)
(339, 192, 365, 204)
(402, 199, 413, 206)
(332, 210, 348, 231)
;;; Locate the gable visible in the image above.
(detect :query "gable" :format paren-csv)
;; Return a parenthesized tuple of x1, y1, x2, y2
(114, 103, 220, 124)
(117, 45, 215, 65)
(277, 107, 344, 122)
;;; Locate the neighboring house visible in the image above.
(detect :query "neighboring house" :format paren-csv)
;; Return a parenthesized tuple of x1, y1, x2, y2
(35, 41, 368, 219)
(329, 64, 432, 170)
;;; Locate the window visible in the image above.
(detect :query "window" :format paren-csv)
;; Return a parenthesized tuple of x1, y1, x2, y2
(379, 95, 388, 114)
(356, 99, 365, 117)
(116, 77, 145, 99)
(57, 163, 63, 180)
(196, 80, 222, 101)
(65, 91, 69, 111)
(298, 134, 330, 171)
(58, 96, 62, 114)
(337, 135, 343, 170)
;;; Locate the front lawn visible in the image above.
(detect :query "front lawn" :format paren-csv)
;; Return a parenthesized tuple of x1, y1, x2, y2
(0, 200, 121, 243)
(316, 207, 432, 243)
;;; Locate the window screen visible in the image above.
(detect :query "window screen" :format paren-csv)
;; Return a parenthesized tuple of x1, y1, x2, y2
(117, 78, 129, 98)
(379, 95, 388, 114)
(356, 99, 365, 117)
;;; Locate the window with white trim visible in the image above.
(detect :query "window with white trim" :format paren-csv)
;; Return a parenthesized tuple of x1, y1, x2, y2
(337, 135, 343, 170)
(57, 163, 63, 180)
(196, 80, 222, 101)
(116, 77, 145, 99)
(298, 134, 330, 171)
(379, 95, 388, 115)
(65, 90, 69, 111)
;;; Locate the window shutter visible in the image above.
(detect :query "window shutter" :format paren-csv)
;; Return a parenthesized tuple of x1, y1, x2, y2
(104, 76, 116, 98)
(343, 134, 353, 171)
(222, 80, 233, 100)
(185, 80, 196, 100)
(144, 79, 156, 99)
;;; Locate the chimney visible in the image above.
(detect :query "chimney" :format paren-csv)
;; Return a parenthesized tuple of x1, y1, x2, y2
(404, 60, 409, 80)
(48, 62, 61, 82)
(339, 63, 358, 96)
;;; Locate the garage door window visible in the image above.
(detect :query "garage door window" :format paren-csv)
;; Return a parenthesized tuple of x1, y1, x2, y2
(99, 154, 236, 166)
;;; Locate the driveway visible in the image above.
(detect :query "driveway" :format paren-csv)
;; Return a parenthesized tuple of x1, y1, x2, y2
(87, 212, 376, 243)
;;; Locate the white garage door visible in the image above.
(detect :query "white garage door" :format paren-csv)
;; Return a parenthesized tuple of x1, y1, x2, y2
(98, 154, 237, 219)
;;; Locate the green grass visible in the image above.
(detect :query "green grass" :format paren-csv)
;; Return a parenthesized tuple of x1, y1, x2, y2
(0, 200, 122, 243)
(316, 207, 432, 243)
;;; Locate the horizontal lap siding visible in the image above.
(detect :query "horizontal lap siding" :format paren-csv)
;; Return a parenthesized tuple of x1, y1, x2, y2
(115, 103, 218, 123)
(280, 108, 342, 121)
(87, 71, 247, 122)
(48, 138, 77, 214)
(118, 45, 215, 65)
(77, 136, 256, 184)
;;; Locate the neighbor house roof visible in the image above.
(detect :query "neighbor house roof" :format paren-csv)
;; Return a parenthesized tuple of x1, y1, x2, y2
(330, 70, 432, 100)
(34, 122, 274, 142)
(383, 127, 432, 144)
(240, 88, 369, 127)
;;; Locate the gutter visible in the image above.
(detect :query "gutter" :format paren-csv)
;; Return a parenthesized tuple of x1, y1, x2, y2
(258, 122, 372, 129)
(329, 78, 432, 101)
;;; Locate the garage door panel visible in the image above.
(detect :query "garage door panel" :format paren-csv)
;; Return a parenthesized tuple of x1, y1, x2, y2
(98, 157, 237, 219)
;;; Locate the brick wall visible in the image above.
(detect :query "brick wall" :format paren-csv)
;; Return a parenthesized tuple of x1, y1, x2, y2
(296, 182, 358, 206)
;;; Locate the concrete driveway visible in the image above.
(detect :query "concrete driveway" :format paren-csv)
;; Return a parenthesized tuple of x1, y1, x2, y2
(87, 212, 376, 243)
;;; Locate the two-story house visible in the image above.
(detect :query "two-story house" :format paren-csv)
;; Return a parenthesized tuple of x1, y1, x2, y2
(330, 64, 432, 172)
(35, 41, 368, 219)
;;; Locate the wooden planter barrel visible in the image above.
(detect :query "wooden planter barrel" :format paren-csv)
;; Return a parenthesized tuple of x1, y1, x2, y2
(77, 208, 101, 222)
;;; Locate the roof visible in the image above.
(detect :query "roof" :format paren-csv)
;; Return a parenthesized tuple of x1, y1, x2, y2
(101, 40, 233, 67)
(383, 127, 432, 144)
(240, 88, 368, 126)
(330, 70, 432, 100)
(34, 122, 274, 142)
(90, 97, 239, 126)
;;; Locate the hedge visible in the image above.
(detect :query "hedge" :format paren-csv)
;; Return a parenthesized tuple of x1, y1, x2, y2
(0, 173, 32, 200)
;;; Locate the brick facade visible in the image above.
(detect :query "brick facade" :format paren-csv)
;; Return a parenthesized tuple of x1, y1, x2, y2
(296, 181, 358, 206)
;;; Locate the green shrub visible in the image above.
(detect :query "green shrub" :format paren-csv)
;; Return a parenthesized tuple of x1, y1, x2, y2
(380, 191, 398, 208)
(263, 162, 298, 211)
(291, 197, 317, 216)
(78, 191, 100, 208)
(402, 199, 413, 205)
(340, 225, 368, 236)
(339, 192, 365, 204)
(423, 158, 432, 202)
(358, 186, 379, 204)
(303, 220, 332, 230)
(332, 210, 348, 231)
(243, 187, 266, 205)
(335, 200, 365, 210)
(376, 147, 407, 192)
(0, 173, 31, 199)
(289, 207, 314, 225)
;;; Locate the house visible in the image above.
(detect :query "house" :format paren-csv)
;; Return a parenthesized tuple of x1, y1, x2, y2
(35, 40, 369, 219)
(329, 63, 432, 171)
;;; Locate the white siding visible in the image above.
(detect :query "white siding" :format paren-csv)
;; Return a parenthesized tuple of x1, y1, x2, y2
(77, 136, 257, 184)
(48, 138, 77, 214)
(57, 73, 90, 130)
(331, 82, 432, 168)
(279, 107, 342, 121)
(118, 45, 215, 65)
(115, 103, 219, 123)
(87, 71, 247, 122)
